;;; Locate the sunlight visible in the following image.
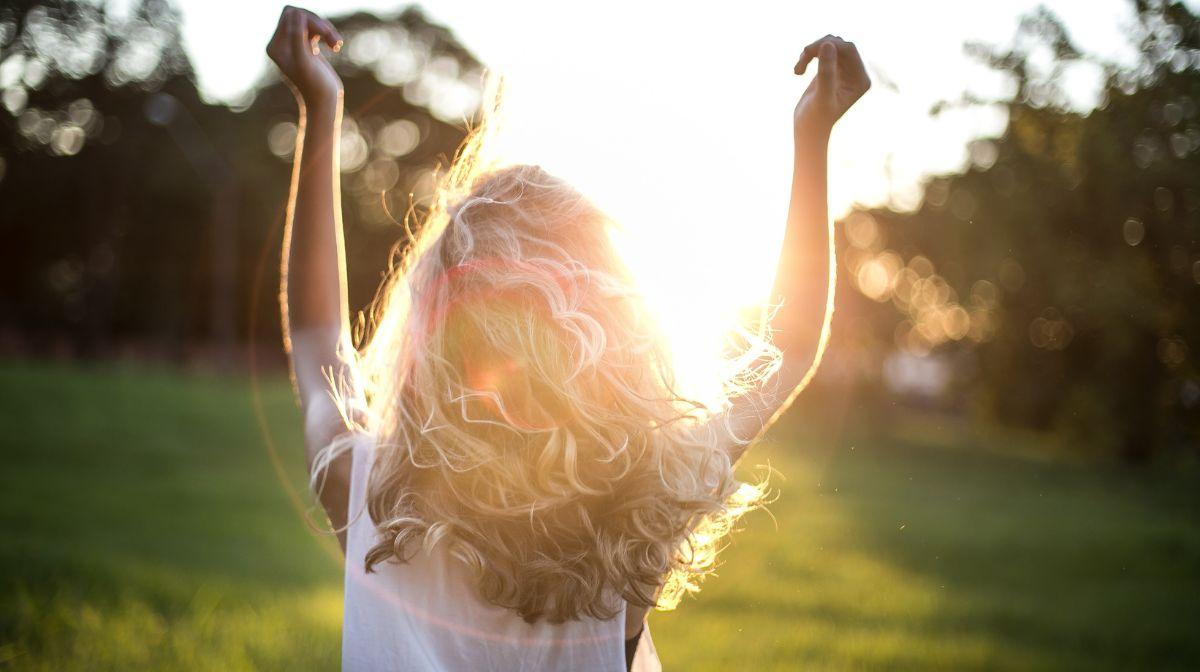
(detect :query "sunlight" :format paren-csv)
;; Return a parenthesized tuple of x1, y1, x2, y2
(607, 224, 773, 407)
(482, 74, 793, 406)
(176, 0, 1117, 405)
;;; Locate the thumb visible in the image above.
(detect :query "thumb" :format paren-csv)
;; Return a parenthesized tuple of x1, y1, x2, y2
(817, 41, 837, 88)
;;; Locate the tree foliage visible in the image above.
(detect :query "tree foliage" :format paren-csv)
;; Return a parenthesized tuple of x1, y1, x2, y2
(0, 0, 482, 362)
(831, 0, 1200, 459)
(1, 1, 1196, 459)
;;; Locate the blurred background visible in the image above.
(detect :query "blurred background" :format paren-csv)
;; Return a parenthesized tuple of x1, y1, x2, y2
(1, 0, 1198, 669)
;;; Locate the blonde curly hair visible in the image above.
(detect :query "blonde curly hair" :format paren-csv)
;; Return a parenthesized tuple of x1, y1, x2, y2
(348, 124, 774, 624)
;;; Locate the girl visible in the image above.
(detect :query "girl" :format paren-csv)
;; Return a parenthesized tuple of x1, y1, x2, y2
(267, 6, 869, 670)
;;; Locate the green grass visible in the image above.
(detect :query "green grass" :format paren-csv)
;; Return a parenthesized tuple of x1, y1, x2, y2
(1, 362, 1197, 670)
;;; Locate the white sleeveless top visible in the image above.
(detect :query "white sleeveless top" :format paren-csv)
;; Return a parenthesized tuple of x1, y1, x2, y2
(341, 435, 662, 671)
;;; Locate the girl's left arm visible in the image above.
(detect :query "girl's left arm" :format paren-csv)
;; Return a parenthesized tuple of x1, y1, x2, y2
(267, 6, 356, 546)
(721, 36, 870, 464)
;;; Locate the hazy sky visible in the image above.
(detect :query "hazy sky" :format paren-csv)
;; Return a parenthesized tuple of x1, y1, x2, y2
(154, 0, 1178, 396)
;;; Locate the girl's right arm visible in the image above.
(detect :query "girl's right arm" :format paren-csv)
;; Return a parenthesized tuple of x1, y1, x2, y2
(267, 6, 358, 548)
(722, 36, 870, 463)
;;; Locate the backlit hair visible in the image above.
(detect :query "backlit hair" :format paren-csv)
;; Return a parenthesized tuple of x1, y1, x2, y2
(341, 117, 776, 623)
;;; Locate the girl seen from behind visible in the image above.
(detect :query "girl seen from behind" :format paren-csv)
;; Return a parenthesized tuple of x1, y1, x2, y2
(267, 6, 869, 670)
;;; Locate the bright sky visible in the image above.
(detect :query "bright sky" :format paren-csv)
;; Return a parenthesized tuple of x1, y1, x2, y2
(165, 0, 1169, 398)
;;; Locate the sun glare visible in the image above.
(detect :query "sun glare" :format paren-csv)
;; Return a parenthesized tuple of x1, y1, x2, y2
(180, 1, 1060, 406)
(609, 226, 769, 407)
(476, 72, 794, 407)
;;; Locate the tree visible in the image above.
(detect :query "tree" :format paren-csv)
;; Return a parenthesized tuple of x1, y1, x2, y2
(829, 0, 1200, 460)
(0, 1, 483, 365)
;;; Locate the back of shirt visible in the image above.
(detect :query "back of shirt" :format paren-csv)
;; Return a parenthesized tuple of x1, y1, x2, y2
(341, 435, 660, 671)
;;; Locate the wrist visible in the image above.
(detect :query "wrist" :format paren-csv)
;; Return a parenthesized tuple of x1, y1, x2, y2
(793, 119, 831, 150)
(299, 92, 342, 125)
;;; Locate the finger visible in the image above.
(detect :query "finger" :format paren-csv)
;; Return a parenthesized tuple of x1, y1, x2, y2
(817, 41, 838, 86)
(839, 41, 871, 87)
(795, 35, 839, 75)
(326, 20, 344, 52)
(289, 7, 307, 55)
(795, 45, 816, 75)
(317, 16, 343, 50)
(301, 10, 343, 50)
(795, 38, 826, 75)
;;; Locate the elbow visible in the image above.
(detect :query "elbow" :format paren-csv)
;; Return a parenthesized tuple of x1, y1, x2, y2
(771, 316, 831, 392)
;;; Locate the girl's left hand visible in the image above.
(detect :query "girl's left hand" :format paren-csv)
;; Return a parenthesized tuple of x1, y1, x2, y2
(793, 35, 870, 136)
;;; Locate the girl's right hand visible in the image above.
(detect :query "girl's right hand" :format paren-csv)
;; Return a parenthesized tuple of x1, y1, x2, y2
(266, 6, 345, 109)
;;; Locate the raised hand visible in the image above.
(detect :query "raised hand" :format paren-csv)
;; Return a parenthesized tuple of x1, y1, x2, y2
(793, 35, 871, 136)
(266, 6, 344, 109)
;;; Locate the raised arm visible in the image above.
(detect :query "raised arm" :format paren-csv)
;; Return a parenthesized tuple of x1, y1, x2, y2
(267, 6, 357, 545)
(723, 36, 870, 462)
(627, 35, 873, 643)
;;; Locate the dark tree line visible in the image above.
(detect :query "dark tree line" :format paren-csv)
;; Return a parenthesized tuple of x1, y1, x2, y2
(1, 0, 1196, 460)
(826, 0, 1200, 459)
(0, 0, 481, 364)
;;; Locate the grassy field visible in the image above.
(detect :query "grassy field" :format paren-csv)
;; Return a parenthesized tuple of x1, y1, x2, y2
(1, 362, 1197, 670)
